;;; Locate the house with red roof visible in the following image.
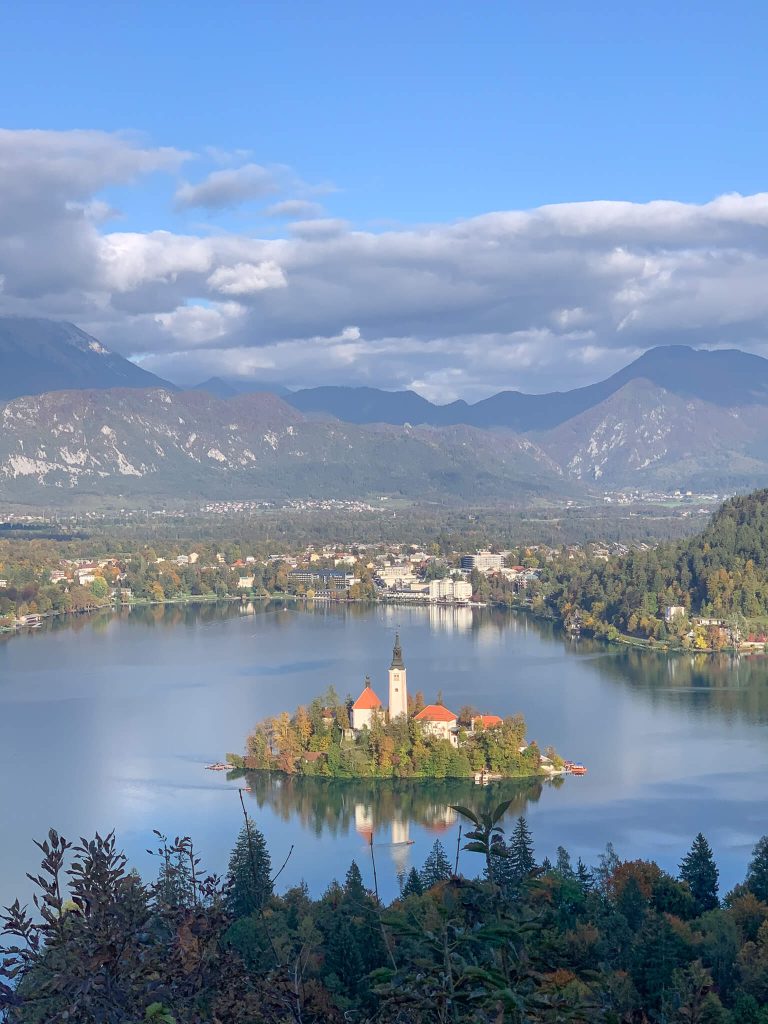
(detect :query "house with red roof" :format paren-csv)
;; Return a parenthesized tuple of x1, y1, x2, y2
(414, 703, 459, 745)
(472, 714, 503, 731)
(350, 676, 384, 730)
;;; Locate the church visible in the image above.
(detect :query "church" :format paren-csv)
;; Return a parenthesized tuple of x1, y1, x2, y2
(350, 632, 408, 730)
(350, 634, 497, 747)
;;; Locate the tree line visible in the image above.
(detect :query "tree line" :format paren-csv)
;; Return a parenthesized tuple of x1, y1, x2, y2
(6, 812, 768, 1021)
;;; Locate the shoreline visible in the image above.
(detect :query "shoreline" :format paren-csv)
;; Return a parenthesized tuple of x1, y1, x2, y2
(3, 593, 765, 657)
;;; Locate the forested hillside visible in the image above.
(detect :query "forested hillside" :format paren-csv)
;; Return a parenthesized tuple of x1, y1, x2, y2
(543, 490, 768, 644)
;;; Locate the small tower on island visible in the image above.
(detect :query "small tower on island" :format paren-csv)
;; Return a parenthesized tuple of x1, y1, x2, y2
(388, 632, 408, 720)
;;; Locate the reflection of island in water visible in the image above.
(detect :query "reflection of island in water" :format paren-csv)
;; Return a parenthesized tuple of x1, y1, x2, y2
(238, 770, 562, 872)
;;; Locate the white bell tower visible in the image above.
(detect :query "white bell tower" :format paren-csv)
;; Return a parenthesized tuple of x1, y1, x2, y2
(388, 632, 408, 720)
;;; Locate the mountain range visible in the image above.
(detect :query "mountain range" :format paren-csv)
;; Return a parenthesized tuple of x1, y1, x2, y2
(0, 316, 766, 503)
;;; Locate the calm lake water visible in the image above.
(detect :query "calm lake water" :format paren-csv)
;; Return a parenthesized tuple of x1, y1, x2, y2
(1, 602, 767, 906)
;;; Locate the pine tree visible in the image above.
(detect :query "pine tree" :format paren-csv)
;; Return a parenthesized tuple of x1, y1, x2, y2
(343, 860, 367, 905)
(593, 842, 621, 892)
(617, 876, 646, 931)
(401, 867, 424, 898)
(555, 845, 574, 878)
(326, 914, 364, 995)
(224, 820, 273, 918)
(679, 833, 719, 913)
(419, 839, 452, 888)
(746, 835, 768, 903)
(540, 856, 553, 874)
(508, 816, 536, 886)
(576, 858, 593, 892)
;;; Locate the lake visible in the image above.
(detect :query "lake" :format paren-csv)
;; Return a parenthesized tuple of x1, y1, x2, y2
(1, 601, 767, 907)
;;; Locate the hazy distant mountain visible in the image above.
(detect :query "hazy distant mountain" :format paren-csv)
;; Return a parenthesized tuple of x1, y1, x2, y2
(0, 317, 173, 400)
(0, 388, 566, 504)
(286, 346, 768, 430)
(191, 376, 290, 399)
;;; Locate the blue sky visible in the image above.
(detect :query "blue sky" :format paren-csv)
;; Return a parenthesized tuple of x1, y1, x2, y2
(1, 1, 767, 397)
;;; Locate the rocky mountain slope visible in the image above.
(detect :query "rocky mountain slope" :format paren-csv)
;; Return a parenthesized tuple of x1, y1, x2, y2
(0, 388, 566, 504)
(538, 379, 768, 490)
(0, 317, 172, 400)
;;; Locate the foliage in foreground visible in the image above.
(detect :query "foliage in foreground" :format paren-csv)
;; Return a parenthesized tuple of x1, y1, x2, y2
(4, 816, 768, 1022)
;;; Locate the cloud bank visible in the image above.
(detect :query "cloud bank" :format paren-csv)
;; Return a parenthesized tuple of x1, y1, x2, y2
(2, 129, 768, 400)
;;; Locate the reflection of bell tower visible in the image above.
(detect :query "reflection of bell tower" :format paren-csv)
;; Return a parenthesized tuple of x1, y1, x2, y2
(391, 817, 411, 875)
(388, 632, 408, 720)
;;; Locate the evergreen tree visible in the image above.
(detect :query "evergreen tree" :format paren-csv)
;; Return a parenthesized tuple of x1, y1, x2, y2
(224, 820, 273, 918)
(419, 839, 452, 888)
(576, 857, 593, 892)
(617, 876, 646, 931)
(508, 816, 536, 886)
(325, 914, 364, 996)
(555, 845, 574, 878)
(401, 867, 424, 898)
(343, 860, 367, 905)
(593, 841, 621, 892)
(540, 856, 553, 874)
(679, 832, 720, 913)
(746, 835, 768, 903)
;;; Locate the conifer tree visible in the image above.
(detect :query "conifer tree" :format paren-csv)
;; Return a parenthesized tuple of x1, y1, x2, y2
(419, 839, 452, 888)
(576, 857, 594, 892)
(746, 835, 768, 903)
(617, 875, 646, 931)
(508, 816, 536, 885)
(224, 820, 273, 918)
(540, 856, 553, 874)
(679, 832, 719, 913)
(343, 860, 367, 905)
(326, 914, 363, 995)
(401, 867, 424, 897)
(555, 845, 574, 878)
(593, 842, 621, 892)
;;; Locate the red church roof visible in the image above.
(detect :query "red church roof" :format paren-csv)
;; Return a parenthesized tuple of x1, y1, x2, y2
(414, 704, 457, 723)
(474, 715, 502, 728)
(352, 686, 383, 710)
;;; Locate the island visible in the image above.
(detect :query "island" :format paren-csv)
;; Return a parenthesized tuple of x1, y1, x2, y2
(233, 634, 572, 780)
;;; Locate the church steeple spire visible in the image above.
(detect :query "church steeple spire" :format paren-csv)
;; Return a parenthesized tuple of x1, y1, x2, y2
(390, 631, 404, 670)
(388, 631, 408, 720)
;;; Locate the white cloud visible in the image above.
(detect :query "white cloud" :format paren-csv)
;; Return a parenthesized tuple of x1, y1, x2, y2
(5, 128, 768, 398)
(265, 199, 324, 218)
(174, 164, 279, 210)
(207, 261, 287, 295)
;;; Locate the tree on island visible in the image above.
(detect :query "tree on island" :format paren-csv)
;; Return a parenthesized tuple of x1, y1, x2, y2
(225, 820, 273, 918)
(679, 832, 719, 913)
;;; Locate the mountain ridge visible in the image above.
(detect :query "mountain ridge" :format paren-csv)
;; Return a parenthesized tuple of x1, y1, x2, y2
(0, 316, 174, 400)
(285, 346, 767, 430)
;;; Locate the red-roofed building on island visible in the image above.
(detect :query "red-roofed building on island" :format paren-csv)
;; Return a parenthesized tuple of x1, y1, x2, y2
(414, 704, 459, 745)
(350, 676, 383, 731)
(472, 714, 503, 731)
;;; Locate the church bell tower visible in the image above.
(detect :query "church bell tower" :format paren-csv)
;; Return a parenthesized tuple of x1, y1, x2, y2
(388, 632, 408, 720)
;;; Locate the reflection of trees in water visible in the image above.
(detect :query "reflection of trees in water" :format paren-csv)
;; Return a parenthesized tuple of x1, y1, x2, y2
(572, 640, 768, 723)
(239, 771, 552, 839)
